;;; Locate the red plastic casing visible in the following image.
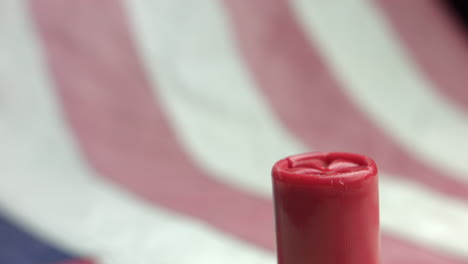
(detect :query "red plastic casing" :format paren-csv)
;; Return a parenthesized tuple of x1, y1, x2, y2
(272, 152, 380, 264)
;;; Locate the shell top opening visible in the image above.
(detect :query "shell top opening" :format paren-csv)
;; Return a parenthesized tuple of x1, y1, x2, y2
(272, 152, 377, 185)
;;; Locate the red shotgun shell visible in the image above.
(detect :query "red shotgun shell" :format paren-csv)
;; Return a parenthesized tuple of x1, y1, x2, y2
(272, 152, 380, 264)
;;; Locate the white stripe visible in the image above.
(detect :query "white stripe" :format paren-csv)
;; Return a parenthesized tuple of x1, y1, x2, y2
(124, 0, 307, 195)
(380, 176, 468, 256)
(0, 1, 274, 264)
(127, 0, 468, 258)
(290, 0, 468, 180)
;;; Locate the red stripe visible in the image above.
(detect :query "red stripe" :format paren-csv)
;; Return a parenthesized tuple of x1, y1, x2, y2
(383, 237, 467, 264)
(222, 0, 468, 201)
(29, 0, 467, 263)
(29, 0, 274, 250)
(375, 0, 468, 112)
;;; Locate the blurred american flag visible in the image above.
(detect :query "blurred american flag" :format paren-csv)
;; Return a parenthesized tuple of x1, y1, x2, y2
(1, 0, 467, 263)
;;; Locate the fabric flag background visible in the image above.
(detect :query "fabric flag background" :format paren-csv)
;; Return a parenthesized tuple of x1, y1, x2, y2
(1, 0, 468, 263)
